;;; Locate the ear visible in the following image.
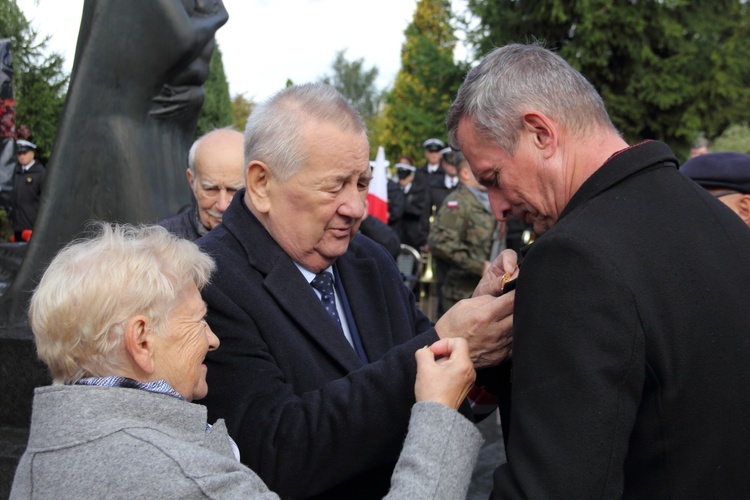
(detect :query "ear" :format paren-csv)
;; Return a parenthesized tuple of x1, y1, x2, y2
(186, 168, 194, 188)
(521, 111, 557, 159)
(737, 194, 750, 226)
(123, 315, 156, 376)
(245, 161, 272, 214)
(458, 167, 470, 182)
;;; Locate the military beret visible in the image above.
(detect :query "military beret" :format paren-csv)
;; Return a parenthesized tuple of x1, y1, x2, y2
(680, 152, 750, 195)
(422, 138, 445, 152)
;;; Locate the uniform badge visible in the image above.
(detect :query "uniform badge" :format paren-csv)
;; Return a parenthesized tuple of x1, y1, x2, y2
(26, 177, 33, 183)
(447, 200, 459, 209)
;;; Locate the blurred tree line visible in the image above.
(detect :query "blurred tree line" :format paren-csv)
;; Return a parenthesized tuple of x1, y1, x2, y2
(5, 0, 750, 171)
(464, 0, 750, 158)
(323, 0, 750, 161)
(0, 0, 67, 162)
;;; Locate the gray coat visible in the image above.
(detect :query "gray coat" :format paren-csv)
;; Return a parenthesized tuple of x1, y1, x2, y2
(11, 385, 482, 499)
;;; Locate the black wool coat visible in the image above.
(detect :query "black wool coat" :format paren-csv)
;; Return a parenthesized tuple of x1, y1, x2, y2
(494, 141, 750, 499)
(197, 192, 438, 499)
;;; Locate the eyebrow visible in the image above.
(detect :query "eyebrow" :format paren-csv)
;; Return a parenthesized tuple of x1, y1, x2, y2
(200, 180, 244, 190)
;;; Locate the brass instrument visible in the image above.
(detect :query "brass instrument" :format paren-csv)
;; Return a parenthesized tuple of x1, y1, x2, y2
(418, 250, 439, 321)
(419, 250, 435, 283)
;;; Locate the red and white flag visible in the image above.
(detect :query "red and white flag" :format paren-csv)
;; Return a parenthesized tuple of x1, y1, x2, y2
(367, 146, 389, 223)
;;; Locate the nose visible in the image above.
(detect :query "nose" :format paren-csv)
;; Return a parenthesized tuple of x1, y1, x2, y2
(339, 186, 367, 220)
(488, 188, 512, 222)
(216, 190, 232, 213)
(206, 326, 220, 351)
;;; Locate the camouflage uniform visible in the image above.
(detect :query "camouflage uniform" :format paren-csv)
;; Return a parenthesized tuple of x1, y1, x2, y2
(428, 184, 498, 310)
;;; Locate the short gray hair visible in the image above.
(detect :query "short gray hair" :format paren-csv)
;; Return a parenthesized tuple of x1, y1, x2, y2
(447, 43, 615, 154)
(30, 223, 216, 384)
(244, 82, 367, 181)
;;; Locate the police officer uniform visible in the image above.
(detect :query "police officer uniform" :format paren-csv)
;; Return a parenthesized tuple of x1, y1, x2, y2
(10, 139, 46, 241)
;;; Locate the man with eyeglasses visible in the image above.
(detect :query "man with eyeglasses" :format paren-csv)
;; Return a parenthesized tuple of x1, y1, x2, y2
(680, 151, 750, 227)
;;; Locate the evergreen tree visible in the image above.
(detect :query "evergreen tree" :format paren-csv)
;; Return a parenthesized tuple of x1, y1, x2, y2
(0, 0, 68, 161)
(231, 93, 254, 133)
(713, 123, 750, 155)
(466, 0, 750, 155)
(320, 49, 382, 126)
(377, 0, 468, 162)
(196, 43, 233, 136)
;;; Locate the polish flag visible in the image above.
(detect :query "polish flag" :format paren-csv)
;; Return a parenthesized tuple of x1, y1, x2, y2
(367, 146, 389, 223)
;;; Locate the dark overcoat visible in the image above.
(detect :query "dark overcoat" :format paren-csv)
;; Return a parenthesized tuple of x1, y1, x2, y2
(9, 161, 45, 232)
(494, 141, 750, 498)
(197, 192, 438, 499)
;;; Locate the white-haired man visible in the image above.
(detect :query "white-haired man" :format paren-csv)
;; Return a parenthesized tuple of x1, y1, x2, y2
(198, 83, 515, 499)
(159, 128, 244, 240)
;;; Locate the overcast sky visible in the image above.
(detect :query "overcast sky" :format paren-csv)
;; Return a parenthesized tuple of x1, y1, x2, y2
(16, 0, 471, 103)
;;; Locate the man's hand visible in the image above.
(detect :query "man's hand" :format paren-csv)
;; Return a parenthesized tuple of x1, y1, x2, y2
(414, 338, 476, 410)
(435, 292, 514, 368)
(473, 249, 519, 298)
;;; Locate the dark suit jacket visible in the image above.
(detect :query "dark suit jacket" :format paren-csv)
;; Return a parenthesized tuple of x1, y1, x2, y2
(197, 192, 438, 499)
(359, 215, 401, 259)
(494, 141, 750, 498)
(9, 161, 45, 232)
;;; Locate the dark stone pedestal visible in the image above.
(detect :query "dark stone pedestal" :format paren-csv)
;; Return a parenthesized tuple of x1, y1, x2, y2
(0, 328, 51, 498)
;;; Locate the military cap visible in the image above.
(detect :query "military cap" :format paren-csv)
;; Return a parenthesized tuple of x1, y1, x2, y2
(422, 138, 445, 152)
(395, 162, 416, 179)
(680, 152, 750, 195)
(16, 139, 37, 153)
(394, 163, 416, 173)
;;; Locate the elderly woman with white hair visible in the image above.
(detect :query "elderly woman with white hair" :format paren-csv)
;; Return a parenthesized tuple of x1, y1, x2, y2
(11, 223, 483, 499)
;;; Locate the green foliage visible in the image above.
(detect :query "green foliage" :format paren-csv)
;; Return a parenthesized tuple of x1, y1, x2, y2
(0, 0, 68, 161)
(321, 49, 383, 126)
(196, 44, 233, 137)
(231, 93, 254, 133)
(465, 0, 750, 152)
(0, 207, 10, 242)
(713, 123, 750, 154)
(376, 0, 468, 162)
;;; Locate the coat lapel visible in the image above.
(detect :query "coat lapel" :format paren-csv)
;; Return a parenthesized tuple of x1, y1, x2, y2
(222, 191, 363, 372)
(336, 243, 396, 361)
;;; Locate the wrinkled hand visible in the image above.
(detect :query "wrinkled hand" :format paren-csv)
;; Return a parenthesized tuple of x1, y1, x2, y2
(414, 338, 476, 410)
(435, 293, 514, 368)
(473, 249, 519, 298)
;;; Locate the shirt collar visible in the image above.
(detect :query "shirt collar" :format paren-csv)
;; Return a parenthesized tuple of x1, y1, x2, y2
(294, 262, 334, 284)
(75, 375, 185, 400)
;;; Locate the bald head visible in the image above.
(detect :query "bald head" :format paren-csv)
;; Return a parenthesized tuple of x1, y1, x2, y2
(187, 129, 245, 230)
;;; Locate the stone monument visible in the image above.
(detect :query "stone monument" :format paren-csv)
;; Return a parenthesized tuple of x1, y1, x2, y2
(0, 1, 228, 495)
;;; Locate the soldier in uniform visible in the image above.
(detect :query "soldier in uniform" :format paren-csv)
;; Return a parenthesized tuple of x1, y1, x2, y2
(9, 139, 46, 242)
(428, 152, 501, 311)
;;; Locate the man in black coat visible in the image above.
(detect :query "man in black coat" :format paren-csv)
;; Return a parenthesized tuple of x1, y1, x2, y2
(408, 138, 446, 248)
(9, 139, 45, 241)
(197, 83, 515, 499)
(448, 43, 750, 498)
